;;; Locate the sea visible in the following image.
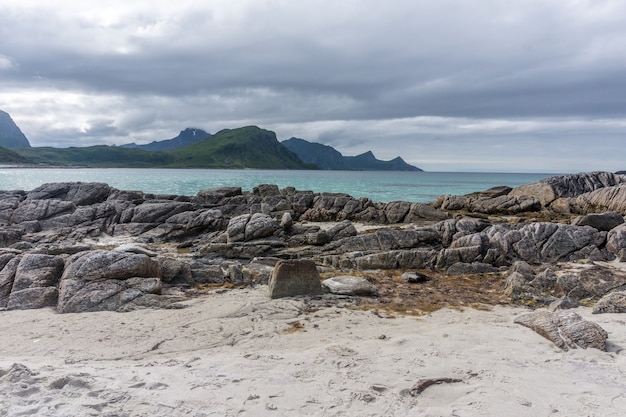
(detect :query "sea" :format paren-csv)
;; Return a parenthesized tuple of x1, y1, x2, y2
(0, 168, 555, 203)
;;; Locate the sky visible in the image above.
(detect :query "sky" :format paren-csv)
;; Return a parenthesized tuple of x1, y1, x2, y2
(1, 0, 625, 173)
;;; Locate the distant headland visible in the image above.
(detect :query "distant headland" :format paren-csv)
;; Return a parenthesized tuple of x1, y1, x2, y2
(0, 110, 421, 171)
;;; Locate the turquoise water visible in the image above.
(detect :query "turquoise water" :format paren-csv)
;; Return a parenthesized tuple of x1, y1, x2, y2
(0, 168, 553, 203)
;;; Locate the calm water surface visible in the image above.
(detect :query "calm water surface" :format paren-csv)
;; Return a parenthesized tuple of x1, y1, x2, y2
(0, 168, 554, 203)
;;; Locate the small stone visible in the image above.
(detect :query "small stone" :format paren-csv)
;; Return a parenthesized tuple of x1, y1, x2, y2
(322, 275, 378, 296)
(401, 272, 430, 283)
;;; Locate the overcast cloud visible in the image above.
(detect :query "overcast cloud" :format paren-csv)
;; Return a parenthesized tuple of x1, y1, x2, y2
(1, 0, 625, 172)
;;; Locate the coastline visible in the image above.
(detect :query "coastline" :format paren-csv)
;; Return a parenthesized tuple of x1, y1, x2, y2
(0, 168, 553, 203)
(1, 171, 626, 416)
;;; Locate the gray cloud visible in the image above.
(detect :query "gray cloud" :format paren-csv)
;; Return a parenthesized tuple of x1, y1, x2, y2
(1, 0, 625, 172)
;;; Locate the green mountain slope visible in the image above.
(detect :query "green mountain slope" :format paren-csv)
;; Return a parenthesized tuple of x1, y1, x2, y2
(14, 126, 314, 169)
(169, 126, 313, 169)
(15, 146, 175, 167)
(0, 145, 32, 164)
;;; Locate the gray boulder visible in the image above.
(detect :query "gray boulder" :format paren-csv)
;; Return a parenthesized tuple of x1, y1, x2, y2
(434, 194, 540, 214)
(592, 291, 626, 314)
(268, 259, 322, 299)
(558, 265, 626, 300)
(514, 310, 608, 351)
(165, 208, 226, 235)
(226, 213, 279, 243)
(402, 271, 431, 283)
(57, 249, 162, 313)
(0, 192, 24, 223)
(6, 254, 64, 310)
(120, 201, 197, 224)
(446, 262, 498, 276)
(0, 254, 63, 309)
(572, 211, 624, 231)
(326, 220, 357, 240)
(0, 256, 20, 308)
(194, 187, 242, 204)
(245, 213, 279, 241)
(280, 212, 293, 230)
(253, 184, 281, 197)
(260, 195, 292, 215)
(405, 202, 451, 222)
(508, 223, 606, 264)
(60, 250, 161, 281)
(37, 203, 117, 230)
(7, 287, 58, 310)
(226, 214, 250, 243)
(510, 171, 626, 206)
(10, 199, 75, 224)
(58, 276, 162, 313)
(573, 183, 626, 215)
(189, 258, 229, 284)
(384, 201, 411, 223)
(504, 271, 529, 298)
(509, 261, 535, 281)
(26, 182, 114, 206)
(306, 230, 330, 246)
(158, 257, 193, 285)
(607, 223, 626, 259)
(322, 275, 378, 296)
(528, 268, 558, 292)
(468, 194, 540, 214)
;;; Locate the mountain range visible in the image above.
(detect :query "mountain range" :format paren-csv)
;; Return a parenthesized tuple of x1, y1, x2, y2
(282, 137, 421, 171)
(0, 110, 422, 171)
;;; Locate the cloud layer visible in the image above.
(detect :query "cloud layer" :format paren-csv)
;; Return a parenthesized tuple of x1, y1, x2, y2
(1, 0, 625, 172)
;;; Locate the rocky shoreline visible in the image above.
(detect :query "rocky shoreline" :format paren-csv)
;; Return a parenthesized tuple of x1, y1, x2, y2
(2, 171, 626, 416)
(1, 171, 626, 338)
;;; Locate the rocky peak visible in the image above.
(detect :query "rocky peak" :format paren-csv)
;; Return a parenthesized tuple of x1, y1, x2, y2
(0, 110, 31, 148)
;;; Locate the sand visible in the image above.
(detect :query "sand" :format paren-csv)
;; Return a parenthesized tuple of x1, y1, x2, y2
(1, 287, 625, 417)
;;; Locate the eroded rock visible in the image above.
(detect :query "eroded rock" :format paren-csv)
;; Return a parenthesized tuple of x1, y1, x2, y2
(593, 291, 626, 314)
(268, 259, 322, 299)
(514, 310, 608, 351)
(572, 212, 624, 231)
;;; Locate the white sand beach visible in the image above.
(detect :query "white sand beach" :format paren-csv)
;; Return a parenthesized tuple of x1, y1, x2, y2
(1, 287, 625, 417)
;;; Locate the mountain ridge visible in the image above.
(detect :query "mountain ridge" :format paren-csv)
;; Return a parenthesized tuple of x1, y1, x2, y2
(120, 128, 210, 151)
(15, 126, 314, 169)
(282, 137, 422, 171)
(5, 109, 422, 171)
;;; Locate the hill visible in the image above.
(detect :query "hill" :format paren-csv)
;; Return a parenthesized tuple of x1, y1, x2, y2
(121, 128, 210, 151)
(168, 126, 314, 169)
(0, 110, 31, 148)
(282, 137, 422, 171)
(15, 146, 175, 167)
(14, 126, 314, 169)
(344, 151, 421, 171)
(281, 138, 348, 169)
(0, 145, 33, 164)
